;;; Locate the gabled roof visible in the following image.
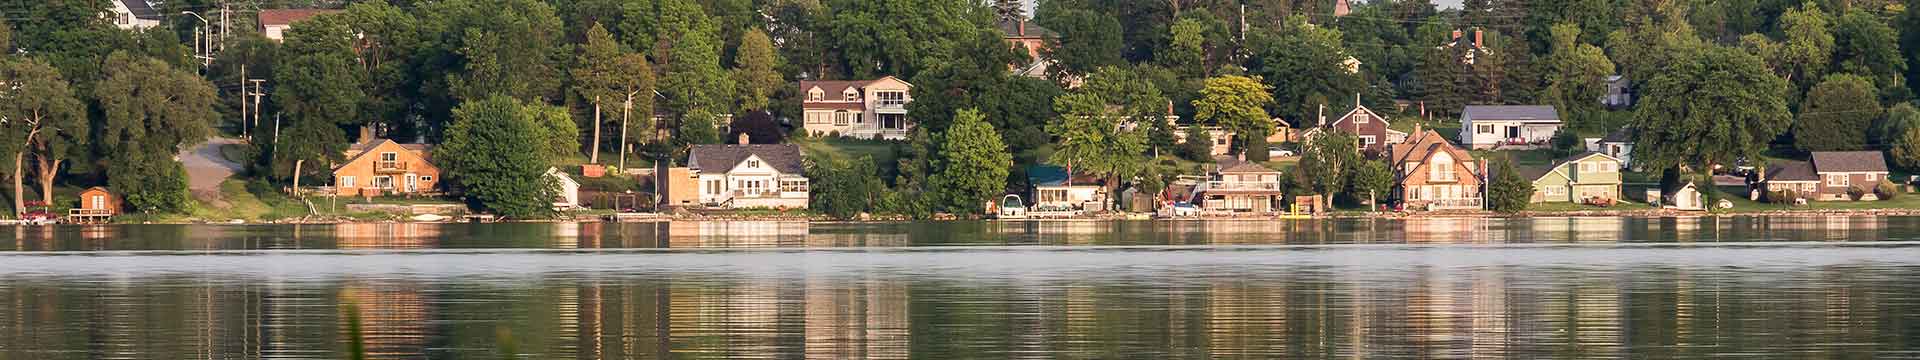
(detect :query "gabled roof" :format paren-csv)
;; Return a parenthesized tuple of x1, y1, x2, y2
(545, 167, 580, 187)
(1526, 152, 1618, 181)
(335, 139, 435, 172)
(1519, 165, 1559, 183)
(257, 9, 341, 27)
(1027, 165, 1102, 187)
(1600, 127, 1634, 143)
(1388, 129, 1472, 166)
(688, 144, 806, 175)
(1462, 105, 1561, 123)
(1765, 160, 1819, 182)
(117, 0, 163, 20)
(998, 18, 1056, 38)
(1811, 151, 1890, 174)
(799, 76, 911, 102)
(1330, 104, 1389, 128)
(1218, 160, 1279, 174)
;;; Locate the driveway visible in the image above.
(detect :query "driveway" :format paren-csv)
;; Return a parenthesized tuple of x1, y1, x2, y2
(180, 137, 245, 207)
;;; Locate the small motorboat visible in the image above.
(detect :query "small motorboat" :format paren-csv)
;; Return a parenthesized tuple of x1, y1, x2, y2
(995, 194, 1028, 220)
(410, 214, 450, 222)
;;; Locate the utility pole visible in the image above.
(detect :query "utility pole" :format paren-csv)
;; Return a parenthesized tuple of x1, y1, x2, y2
(239, 65, 248, 140)
(249, 78, 265, 142)
(219, 2, 231, 51)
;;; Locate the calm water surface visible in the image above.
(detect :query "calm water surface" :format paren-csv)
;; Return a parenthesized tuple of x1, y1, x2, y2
(2, 217, 1918, 359)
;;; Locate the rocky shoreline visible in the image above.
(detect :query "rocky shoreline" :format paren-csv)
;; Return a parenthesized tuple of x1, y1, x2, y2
(117, 207, 1920, 225)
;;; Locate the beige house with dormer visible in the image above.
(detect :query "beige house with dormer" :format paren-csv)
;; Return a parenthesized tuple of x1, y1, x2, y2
(799, 76, 914, 140)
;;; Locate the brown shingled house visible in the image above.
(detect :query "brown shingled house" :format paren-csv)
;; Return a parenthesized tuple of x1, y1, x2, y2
(1387, 126, 1483, 211)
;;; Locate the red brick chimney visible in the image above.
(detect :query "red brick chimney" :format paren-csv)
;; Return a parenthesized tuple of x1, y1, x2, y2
(1474, 29, 1484, 49)
(1451, 29, 1463, 42)
(737, 132, 751, 145)
(1018, 20, 1026, 37)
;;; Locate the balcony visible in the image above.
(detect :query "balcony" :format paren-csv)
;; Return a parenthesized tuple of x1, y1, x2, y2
(375, 161, 409, 173)
(1205, 181, 1281, 192)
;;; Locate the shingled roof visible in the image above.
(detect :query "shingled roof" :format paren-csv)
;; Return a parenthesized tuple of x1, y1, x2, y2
(688, 144, 806, 175)
(1600, 128, 1634, 143)
(1811, 151, 1890, 174)
(997, 18, 1055, 38)
(257, 9, 340, 27)
(1765, 160, 1818, 182)
(118, 0, 163, 20)
(1462, 105, 1561, 123)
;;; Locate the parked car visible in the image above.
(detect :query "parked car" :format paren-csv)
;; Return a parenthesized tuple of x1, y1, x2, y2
(1267, 149, 1297, 158)
(1164, 202, 1200, 217)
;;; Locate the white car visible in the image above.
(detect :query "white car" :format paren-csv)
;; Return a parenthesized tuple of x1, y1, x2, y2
(1268, 149, 1296, 158)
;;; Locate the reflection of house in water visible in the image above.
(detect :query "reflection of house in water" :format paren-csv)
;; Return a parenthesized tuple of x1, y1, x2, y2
(1401, 217, 1488, 244)
(1524, 217, 1627, 243)
(334, 223, 442, 249)
(670, 280, 789, 358)
(804, 223, 911, 247)
(804, 277, 910, 359)
(340, 283, 430, 358)
(1031, 221, 1110, 245)
(665, 221, 810, 248)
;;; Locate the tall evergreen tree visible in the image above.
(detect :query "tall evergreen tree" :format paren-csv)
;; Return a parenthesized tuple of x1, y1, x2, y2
(732, 29, 783, 111)
(933, 109, 1013, 214)
(572, 22, 627, 163)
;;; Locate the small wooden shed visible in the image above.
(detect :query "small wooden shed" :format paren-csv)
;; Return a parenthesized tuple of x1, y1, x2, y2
(70, 187, 118, 223)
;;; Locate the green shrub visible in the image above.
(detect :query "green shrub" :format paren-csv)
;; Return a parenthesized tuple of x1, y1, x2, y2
(1848, 185, 1870, 201)
(1875, 180, 1901, 200)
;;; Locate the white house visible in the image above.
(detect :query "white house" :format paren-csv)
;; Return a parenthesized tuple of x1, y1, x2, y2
(1595, 128, 1635, 169)
(1028, 165, 1106, 211)
(546, 167, 581, 210)
(1460, 105, 1562, 150)
(107, 0, 163, 31)
(687, 144, 810, 209)
(799, 76, 914, 140)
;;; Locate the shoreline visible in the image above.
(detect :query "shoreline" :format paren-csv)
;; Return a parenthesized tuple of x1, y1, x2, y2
(90, 207, 1920, 225)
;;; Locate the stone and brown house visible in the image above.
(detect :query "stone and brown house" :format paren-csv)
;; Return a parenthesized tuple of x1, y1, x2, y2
(1758, 151, 1892, 201)
(332, 129, 441, 197)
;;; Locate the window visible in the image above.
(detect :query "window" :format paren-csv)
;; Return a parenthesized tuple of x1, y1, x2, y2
(807, 113, 830, 124)
(341, 176, 356, 188)
(1429, 152, 1456, 181)
(91, 195, 105, 210)
(420, 176, 433, 182)
(877, 91, 906, 106)
(1579, 162, 1592, 174)
(1360, 136, 1376, 148)
(381, 152, 397, 161)
(1546, 186, 1565, 195)
(854, 113, 864, 124)
(373, 176, 393, 189)
(834, 110, 852, 126)
(707, 180, 723, 195)
(1476, 124, 1494, 134)
(1827, 174, 1849, 187)
(747, 160, 760, 168)
(844, 89, 859, 101)
(1866, 173, 1878, 181)
(808, 90, 823, 101)
(1417, 185, 1431, 200)
(1353, 113, 1369, 123)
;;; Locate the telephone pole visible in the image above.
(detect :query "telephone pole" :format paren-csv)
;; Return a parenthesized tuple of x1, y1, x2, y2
(240, 65, 248, 139)
(248, 78, 266, 142)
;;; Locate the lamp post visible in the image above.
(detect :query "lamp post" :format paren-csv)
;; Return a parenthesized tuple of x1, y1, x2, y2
(181, 11, 212, 67)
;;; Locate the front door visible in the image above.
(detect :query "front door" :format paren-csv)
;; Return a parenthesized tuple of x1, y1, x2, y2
(405, 174, 418, 192)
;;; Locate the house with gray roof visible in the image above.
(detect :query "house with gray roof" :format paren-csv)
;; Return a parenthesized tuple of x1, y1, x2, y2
(687, 144, 810, 209)
(108, 0, 163, 30)
(1757, 151, 1891, 201)
(799, 76, 913, 140)
(1459, 105, 1563, 150)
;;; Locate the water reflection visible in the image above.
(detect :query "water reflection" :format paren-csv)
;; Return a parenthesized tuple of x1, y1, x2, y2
(0, 217, 1918, 358)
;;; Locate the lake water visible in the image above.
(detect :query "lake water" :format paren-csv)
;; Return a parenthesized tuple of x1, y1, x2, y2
(2, 217, 1918, 358)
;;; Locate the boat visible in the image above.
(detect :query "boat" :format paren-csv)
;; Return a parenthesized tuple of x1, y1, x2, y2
(410, 214, 450, 222)
(995, 194, 1028, 220)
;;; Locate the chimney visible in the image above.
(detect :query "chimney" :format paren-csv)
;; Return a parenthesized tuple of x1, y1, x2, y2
(357, 126, 374, 144)
(737, 132, 751, 145)
(1414, 121, 1422, 137)
(1018, 20, 1026, 36)
(1354, 93, 1361, 108)
(1474, 29, 1484, 49)
(1451, 29, 1463, 42)
(1317, 104, 1326, 127)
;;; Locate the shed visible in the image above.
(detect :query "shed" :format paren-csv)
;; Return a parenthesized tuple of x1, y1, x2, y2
(69, 187, 119, 223)
(547, 167, 581, 210)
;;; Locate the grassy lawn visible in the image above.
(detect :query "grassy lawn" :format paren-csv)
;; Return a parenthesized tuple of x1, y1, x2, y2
(1473, 149, 1559, 167)
(1527, 200, 1656, 212)
(795, 136, 902, 175)
(185, 180, 316, 221)
(1711, 185, 1920, 211)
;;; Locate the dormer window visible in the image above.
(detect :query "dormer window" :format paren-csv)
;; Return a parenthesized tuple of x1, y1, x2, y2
(1429, 152, 1456, 181)
(843, 89, 859, 101)
(808, 89, 823, 101)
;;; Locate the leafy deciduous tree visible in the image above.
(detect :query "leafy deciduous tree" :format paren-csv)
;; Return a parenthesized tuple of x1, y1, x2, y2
(1794, 74, 1881, 151)
(1629, 46, 1790, 175)
(0, 59, 85, 216)
(1194, 75, 1275, 155)
(440, 95, 557, 218)
(93, 52, 217, 213)
(933, 109, 1012, 214)
(732, 29, 783, 111)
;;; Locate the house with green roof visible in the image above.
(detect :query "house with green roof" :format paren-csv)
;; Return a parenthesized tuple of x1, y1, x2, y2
(1523, 152, 1624, 204)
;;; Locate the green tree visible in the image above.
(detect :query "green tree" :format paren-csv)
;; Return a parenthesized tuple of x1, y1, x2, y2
(340, 1, 423, 137)
(1037, 8, 1125, 80)
(1776, 2, 1835, 90)
(1487, 159, 1535, 213)
(808, 156, 886, 219)
(675, 109, 722, 149)
(0, 59, 85, 216)
(1248, 16, 1365, 122)
(1349, 160, 1393, 209)
(1893, 127, 1920, 170)
(1194, 75, 1275, 155)
(525, 103, 582, 160)
(0, 18, 11, 53)
(1630, 46, 1790, 175)
(1296, 132, 1359, 212)
(732, 29, 783, 111)
(1048, 89, 1146, 211)
(825, 0, 997, 79)
(432, 0, 568, 103)
(272, 15, 364, 181)
(572, 22, 627, 164)
(1876, 103, 1920, 146)
(440, 96, 556, 218)
(93, 52, 217, 213)
(933, 109, 1013, 214)
(1178, 124, 1214, 161)
(1542, 23, 1615, 118)
(1414, 44, 1468, 118)
(1831, 9, 1906, 95)
(660, 22, 732, 116)
(1159, 18, 1208, 77)
(1794, 74, 1881, 151)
